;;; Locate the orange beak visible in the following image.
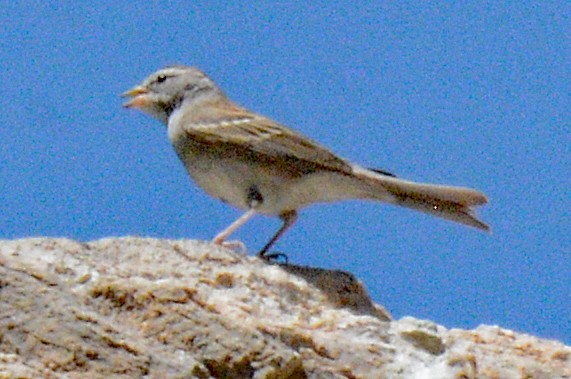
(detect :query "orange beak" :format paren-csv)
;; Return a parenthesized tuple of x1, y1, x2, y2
(121, 85, 149, 108)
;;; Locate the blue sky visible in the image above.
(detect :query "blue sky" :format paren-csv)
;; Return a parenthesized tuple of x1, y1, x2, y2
(1, 2, 569, 344)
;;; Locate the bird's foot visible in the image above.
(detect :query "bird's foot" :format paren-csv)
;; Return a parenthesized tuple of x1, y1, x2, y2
(258, 251, 289, 263)
(213, 238, 247, 254)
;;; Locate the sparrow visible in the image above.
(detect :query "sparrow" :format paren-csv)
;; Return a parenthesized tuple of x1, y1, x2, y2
(122, 65, 489, 257)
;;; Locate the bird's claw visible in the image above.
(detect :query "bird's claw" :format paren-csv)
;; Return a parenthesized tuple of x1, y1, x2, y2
(214, 239, 247, 254)
(259, 251, 289, 263)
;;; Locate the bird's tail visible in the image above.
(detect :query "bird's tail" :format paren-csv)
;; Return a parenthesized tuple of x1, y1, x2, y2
(353, 166, 490, 231)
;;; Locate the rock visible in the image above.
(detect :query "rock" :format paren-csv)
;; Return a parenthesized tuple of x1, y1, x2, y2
(0, 238, 568, 378)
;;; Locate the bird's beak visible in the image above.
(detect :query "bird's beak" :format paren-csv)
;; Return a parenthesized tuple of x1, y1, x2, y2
(121, 85, 149, 108)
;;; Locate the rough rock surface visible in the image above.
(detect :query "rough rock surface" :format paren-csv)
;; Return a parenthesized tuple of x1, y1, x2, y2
(0, 238, 568, 379)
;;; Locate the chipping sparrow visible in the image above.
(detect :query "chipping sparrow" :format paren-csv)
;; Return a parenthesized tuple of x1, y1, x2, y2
(122, 66, 489, 257)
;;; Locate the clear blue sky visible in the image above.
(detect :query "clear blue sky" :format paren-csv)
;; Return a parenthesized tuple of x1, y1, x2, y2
(1, 2, 569, 344)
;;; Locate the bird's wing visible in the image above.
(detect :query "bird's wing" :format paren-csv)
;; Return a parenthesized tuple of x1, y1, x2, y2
(180, 112, 354, 175)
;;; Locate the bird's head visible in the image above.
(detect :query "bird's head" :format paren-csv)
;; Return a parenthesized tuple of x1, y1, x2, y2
(122, 65, 221, 124)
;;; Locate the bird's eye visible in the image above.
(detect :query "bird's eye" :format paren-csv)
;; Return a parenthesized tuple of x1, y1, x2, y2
(157, 75, 167, 83)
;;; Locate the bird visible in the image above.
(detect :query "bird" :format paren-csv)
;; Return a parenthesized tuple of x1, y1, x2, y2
(122, 65, 489, 257)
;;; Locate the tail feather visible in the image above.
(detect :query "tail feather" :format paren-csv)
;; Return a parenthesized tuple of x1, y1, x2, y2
(387, 182, 490, 231)
(354, 167, 490, 231)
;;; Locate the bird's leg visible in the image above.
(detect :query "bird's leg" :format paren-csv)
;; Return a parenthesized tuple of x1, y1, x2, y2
(258, 210, 298, 258)
(213, 208, 257, 252)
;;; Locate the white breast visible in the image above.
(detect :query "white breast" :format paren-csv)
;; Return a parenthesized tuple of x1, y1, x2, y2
(167, 107, 186, 144)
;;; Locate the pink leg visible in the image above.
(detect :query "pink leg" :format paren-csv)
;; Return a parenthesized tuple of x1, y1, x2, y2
(213, 209, 257, 246)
